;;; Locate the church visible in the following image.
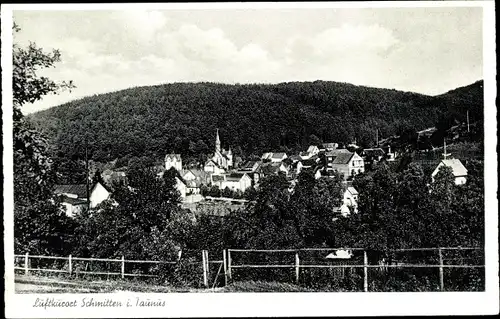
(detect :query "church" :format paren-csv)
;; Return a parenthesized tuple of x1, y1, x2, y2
(204, 129, 233, 173)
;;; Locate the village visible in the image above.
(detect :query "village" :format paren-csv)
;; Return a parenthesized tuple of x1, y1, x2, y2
(53, 128, 469, 219)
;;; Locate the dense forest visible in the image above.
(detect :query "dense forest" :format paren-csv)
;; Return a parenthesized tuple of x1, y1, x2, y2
(28, 80, 483, 169)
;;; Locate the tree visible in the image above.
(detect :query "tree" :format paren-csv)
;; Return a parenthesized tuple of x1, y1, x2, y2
(75, 166, 183, 259)
(13, 23, 76, 255)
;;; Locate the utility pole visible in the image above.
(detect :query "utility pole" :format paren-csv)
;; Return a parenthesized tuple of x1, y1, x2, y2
(467, 110, 470, 133)
(443, 138, 451, 160)
(85, 138, 90, 211)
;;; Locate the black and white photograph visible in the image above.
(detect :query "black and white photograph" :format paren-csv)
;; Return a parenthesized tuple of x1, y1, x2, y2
(2, 1, 498, 317)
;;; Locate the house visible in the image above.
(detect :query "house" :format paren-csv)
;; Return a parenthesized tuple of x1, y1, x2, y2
(270, 152, 287, 163)
(326, 150, 365, 179)
(176, 176, 187, 198)
(307, 145, 320, 156)
(431, 159, 468, 185)
(239, 160, 262, 184)
(211, 172, 252, 192)
(362, 148, 386, 166)
(221, 173, 252, 192)
(165, 154, 182, 171)
(182, 169, 211, 195)
(333, 186, 359, 218)
(259, 161, 289, 177)
(102, 170, 127, 187)
(299, 151, 312, 160)
(204, 159, 225, 174)
(54, 182, 111, 217)
(321, 143, 339, 152)
(261, 152, 273, 161)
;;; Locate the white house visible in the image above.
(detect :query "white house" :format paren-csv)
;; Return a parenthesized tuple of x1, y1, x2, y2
(270, 152, 288, 163)
(326, 150, 365, 179)
(175, 176, 187, 199)
(204, 159, 225, 174)
(89, 182, 111, 208)
(431, 159, 468, 185)
(165, 154, 182, 171)
(54, 182, 111, 217)
(212, 173, 252, 192)
(307, 145, 320, 156)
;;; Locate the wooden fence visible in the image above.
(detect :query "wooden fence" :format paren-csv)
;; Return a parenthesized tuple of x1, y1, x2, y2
(226, 247, 485, 291)
(14, 247, 484, 291)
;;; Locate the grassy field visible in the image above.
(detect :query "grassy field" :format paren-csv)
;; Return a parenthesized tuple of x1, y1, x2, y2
(14, 275, 312, 293)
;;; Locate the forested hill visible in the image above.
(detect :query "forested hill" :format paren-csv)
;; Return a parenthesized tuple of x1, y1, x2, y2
(28, 80, 483, 164)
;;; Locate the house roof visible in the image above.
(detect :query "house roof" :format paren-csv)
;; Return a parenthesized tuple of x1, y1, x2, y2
(363, 148, 385, 157)
(301, 158, 317, 167)
(205, 159, 221, 168)
(260, 162, 281, 175)
(261, 152, 273, 160)
(165, 154, 181, 161)
(325, 149, 351, 157)
(332, 152, 355, 164)
(307, 145, 319, 152)
(58, 195, 88, 206)
(54, 184, 88, 198)
(439, 159, 468, 177)
(240, 160, 261, 171)
(226, 172, 249, 181)
(322, 143, 338, 149)
(271, 152, 287, 159)
(289, 155, 301, 162)
(347, 186, 359, 196)
(212, 174, 226, 182)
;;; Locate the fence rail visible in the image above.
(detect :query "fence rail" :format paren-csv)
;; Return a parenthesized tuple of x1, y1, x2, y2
(14, 247, 484, 291)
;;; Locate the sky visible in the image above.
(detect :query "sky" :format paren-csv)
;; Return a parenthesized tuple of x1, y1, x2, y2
(12, 5, 483, 114)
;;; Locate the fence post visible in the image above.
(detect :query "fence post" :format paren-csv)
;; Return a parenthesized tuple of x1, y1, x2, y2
(202, 250, 209, 288)
(295, 252, 300, 284)
(223, 250, 228, 286)
(69, 255, 72, 276)
(121, 256, 125, 279)
(438, 248, 444, 291)
(227, 249, 232, 281)
(363, 250, 368, 292)
(25, 252, 29, 275)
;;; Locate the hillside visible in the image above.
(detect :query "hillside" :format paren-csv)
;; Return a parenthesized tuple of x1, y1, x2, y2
(28, 80, 483, 166)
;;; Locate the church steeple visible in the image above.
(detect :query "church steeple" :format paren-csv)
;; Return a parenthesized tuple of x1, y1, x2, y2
(215, 128, 221, 153)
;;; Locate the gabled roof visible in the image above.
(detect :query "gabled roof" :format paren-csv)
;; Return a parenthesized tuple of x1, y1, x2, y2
(301, 158, 318, 167)
(438, 159, 468, 177)
(54, 184, 88, 198)
(240, 160, 261, 171)
(325, 149, 351, 157)
(271, 152, 287, 159)
(226, 172, 250, 181)
(332, 152, 355, 164)
(347, 186, 359, 196)
(363, 148, 385, 157)
(165, 154, 182, 161)
(307, 145, 319, 153)
(58, 195, 88, 206)
(261, 152, 273, 160)
(205, 159, 221, 168)
(260, 162, 282, 175)
(322, 143, 338, 150)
